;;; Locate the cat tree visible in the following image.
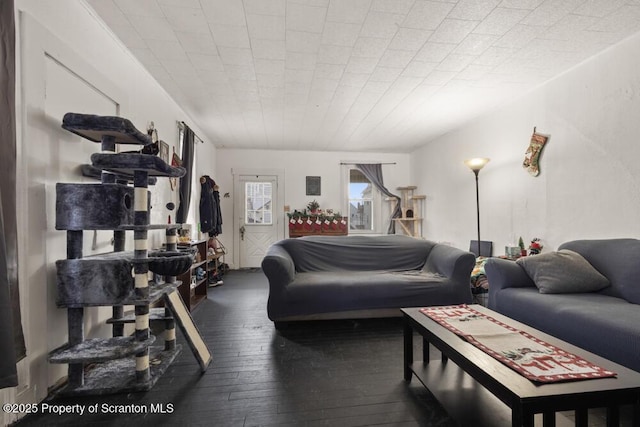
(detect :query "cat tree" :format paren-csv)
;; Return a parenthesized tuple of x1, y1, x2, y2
(49, 113, 209, 396)
(388, 186, 426, 237)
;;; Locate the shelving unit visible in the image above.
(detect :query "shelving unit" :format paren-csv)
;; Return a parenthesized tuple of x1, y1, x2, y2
(176, 240, 225, 311)
(49, 113, 199, 396)
(177, 240, 208, 311)
(389, 186, 426, 238)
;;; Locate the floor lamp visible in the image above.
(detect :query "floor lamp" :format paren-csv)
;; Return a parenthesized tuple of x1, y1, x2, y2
(464, 158, 490, 257)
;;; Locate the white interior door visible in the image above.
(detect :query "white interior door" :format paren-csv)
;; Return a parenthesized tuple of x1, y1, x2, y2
(238, 175, 278, 268)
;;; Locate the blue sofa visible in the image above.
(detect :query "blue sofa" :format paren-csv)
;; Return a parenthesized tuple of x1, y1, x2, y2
(485, 238, 640, 373)
(262, 235, 475, 326)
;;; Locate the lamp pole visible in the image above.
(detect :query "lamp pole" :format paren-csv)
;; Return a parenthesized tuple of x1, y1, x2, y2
(464, 158, 490, 257)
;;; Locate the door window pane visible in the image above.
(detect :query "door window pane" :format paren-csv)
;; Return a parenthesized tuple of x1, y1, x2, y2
(245, 182, 272, 224)
(349, 169, 373, 231)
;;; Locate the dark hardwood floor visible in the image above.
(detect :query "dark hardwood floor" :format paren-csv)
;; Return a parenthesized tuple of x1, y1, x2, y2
(14, 269, 455, 427)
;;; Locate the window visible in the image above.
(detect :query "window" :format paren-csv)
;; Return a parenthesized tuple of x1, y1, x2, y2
(245, 182, 272, 224)
(348, 169, 375, 232)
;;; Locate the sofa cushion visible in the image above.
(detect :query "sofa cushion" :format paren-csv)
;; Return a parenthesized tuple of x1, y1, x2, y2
(560, 239, 640, 304)
(489, 288, 640, 372)
(516, 249, 609, 294)
(280, 235, 435, 272)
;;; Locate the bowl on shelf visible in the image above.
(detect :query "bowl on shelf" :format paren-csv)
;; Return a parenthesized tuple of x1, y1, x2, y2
(143, 251, 192, 276)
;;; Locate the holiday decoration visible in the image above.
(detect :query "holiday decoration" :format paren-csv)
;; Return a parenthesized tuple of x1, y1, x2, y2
(523, 127, 549, 177)
(529, 238, 543, 255)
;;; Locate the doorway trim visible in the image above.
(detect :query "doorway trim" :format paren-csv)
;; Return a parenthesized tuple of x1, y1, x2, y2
(232, 168, 285, 269)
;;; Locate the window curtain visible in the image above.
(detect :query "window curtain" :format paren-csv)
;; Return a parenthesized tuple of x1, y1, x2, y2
(355, 163, 401, 234)
(176, 124, 195, 224)
(0, 0, 25, 389)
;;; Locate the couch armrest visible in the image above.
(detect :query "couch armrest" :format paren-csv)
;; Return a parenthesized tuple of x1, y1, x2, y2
(261, 244, 296, 291)
(484, 257, 535, 308)
(423, 244, 475, 285)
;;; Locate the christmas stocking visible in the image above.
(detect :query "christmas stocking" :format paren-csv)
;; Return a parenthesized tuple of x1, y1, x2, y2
(522, 129, 548, 177)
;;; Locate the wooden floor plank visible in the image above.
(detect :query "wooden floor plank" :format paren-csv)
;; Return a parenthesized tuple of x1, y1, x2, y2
(14, 269, 454, 426)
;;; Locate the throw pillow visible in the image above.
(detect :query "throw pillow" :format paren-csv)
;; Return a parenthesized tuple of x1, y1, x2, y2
(516, 249, 610, 294)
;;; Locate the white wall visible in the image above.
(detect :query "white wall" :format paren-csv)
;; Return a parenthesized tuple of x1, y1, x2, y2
(216, 148, 412, 267)
(410, 31, 640, 254)
(4, 1, 215, 423)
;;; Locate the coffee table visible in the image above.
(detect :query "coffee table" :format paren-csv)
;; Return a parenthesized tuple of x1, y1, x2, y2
(402, 305, 640, 427)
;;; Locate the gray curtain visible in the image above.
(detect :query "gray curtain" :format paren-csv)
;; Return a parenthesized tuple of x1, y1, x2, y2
(355, 163, 401, 234)
(0, 0, 24, 389)
(176, 124, 195, 224)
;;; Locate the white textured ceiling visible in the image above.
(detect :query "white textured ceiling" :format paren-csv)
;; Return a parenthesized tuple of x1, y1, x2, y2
(87, 0, 640, 152)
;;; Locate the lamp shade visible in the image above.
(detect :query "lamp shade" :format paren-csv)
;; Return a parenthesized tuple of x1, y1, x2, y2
(464, 157, 490, 172)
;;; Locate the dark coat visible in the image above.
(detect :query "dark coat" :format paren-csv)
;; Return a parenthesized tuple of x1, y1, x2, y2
(199, 175, 222, 236)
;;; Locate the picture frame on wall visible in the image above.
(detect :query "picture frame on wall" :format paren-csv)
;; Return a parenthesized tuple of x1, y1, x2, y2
(306, 176, 321, 196)
(159, 140, 170, 164)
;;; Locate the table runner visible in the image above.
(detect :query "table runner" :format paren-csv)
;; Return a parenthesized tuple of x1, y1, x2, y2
(420, 305, 616, 383)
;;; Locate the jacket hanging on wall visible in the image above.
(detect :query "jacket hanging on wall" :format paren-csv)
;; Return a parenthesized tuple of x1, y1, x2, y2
(199, 175, 222, 236)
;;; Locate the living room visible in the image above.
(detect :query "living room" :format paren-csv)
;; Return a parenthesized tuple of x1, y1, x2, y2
(3, 0, 640, 426)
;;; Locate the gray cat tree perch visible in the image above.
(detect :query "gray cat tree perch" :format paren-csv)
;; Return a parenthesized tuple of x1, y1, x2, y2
(50, 113, 211, 396)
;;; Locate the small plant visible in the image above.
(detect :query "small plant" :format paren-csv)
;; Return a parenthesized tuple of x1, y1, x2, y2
(307, 200, 320, 212)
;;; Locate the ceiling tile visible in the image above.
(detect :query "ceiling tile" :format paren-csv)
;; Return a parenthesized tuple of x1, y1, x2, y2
(519, 0, 584, 27)
(403, 1, 455, 30)
(127, 15, 178, 41)
(255, 59, 286, 75)
(473, 7, 530, 35)
(573, 0, 626, 18)
(449, 0, 501, 21)
(437, 54, 476, 72)
(285, 52, 317, 70)
(317, 45, 353, 64)
(315, 63, 345, 79)
(247, 14, 286, 40)
(360, 12, 404, 38)
(200, 0, 246, 25)
(370, 66, 403, 82)
(161, 5, 210, 34)
(188, 52, 224, 71)
(251, 39, 287, 60)
(286, 31, 322, 53)
(326, 0, 371, 24)
(371, 0, 414, 14)
(378, 49, 416, 68)
(352, 37, 391, 58)
(498, 0, 543, 9)
(415, 42, 457, 62)
(430, 19, 479, 44)
(402, 61, 437, 77)
(158, 0, 202, 8)
(244, 0, 286, 16)
(146, 39, 188, 60)
(218, 47, 254, 66)
(286, 3, 327, 33)
(175, 31, 217, 54)
(211, 24, 250, 48)
(389, 28, 433, 51)
(345, 57, 379, 74)
(321, 22, 362, 46)
(454, 33, 500, 55)
(114, 0, 164, 17)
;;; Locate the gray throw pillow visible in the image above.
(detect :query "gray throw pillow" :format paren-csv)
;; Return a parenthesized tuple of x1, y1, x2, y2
(516, 249, 610, 294)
